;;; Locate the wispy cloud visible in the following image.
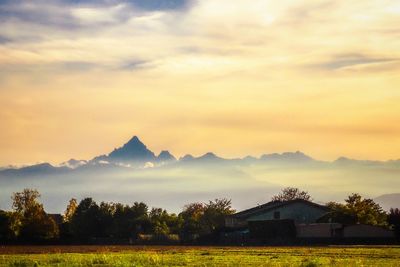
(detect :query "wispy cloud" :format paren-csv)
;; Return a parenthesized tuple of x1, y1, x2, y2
(309, 54, 399, 71)
(1, 0, 400, 164)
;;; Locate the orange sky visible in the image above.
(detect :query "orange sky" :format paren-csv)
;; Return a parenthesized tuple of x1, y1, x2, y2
(0, 0, 400, 165)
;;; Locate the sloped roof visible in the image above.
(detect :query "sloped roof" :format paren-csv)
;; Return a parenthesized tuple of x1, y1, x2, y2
(230, 199, 330, 219)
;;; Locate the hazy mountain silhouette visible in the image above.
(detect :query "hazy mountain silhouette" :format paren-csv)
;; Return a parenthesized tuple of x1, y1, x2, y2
(179, 154, 195, 161)
(375, 193, 400, 211)
(157, 150, 176, 162)
(60, 159, 87, 169)
(2, 135, 400, 213)
(2, 134, 400, 177)
(93, 136, 156, 164)
(0, 163, 70, 177)
(260, 151, 313, 163)
(334, 157, 383, 166)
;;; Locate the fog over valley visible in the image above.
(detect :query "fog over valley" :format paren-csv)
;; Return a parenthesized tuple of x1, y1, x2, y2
(1, 136, 399, 213)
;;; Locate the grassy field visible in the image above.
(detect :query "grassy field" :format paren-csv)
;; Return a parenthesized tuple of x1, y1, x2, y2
(0, 246, 399, 266)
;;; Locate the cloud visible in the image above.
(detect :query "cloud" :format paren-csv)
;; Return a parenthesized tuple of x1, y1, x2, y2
(1, 0, 400, 165)
(0, 35, 11, 44)
(118, 60, 155, 71)
(309, 54, 399, 71)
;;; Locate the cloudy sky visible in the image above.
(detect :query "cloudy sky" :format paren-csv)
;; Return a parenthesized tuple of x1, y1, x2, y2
(1, 0, 400, 165)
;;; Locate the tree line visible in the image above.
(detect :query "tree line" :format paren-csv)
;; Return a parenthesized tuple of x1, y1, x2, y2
(0, 188, 399, 244)
(0, 189, 235, 244)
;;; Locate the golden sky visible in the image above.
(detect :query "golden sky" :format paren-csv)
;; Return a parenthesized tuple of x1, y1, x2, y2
(0, 0, 400, 165)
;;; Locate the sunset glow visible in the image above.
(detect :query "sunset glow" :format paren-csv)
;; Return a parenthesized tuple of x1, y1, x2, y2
(1, 0, 400, 165)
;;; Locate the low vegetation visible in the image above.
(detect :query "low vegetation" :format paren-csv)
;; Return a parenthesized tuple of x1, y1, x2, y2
(0, 246, 400, 266)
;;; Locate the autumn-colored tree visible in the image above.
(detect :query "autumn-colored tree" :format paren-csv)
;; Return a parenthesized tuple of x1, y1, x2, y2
(63, 198, 77, 222)
(11, 189, 59, 240)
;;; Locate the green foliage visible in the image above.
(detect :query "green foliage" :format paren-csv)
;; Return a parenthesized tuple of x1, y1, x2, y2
(271, 187, 312, 202)
(1, 247, 400, 266)
(327, 193, 387, 226)
(69, 198, 101, 239)
(202, 198, 235, 233)
(179, 198, 235, 241)
(149, 208, 181, 237)
(11, 189, 59, 240)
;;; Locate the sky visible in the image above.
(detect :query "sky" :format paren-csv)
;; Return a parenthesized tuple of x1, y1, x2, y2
(1, 0, 400, 165)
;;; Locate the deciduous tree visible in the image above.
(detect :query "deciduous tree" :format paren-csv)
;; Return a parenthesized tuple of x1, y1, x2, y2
(11, 189, 59, 240)
(271, 187, 312, 202)
(326, 193, 387, 226)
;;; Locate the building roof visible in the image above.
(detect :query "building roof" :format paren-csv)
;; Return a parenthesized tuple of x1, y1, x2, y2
(230, 199, 330, 219)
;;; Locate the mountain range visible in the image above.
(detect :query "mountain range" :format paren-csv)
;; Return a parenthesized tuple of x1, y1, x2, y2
(2, 135, 400, 176)
(1, 135, 399, 213)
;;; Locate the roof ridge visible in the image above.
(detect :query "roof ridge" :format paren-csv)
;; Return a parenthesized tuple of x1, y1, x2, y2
(231, 199, 328, 218)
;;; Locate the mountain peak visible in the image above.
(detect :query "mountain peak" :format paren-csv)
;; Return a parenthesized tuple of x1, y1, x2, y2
(106, 135, 156, 162)
(125, 135, 142, 146)
(199, 152, 219, 159)
(180, 154, 195, 161)
(260, 151, 313, 162)
(157, 150, 176, 162)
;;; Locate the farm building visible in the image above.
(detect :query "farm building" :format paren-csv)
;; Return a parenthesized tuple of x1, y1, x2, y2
(225, 199, 329, 229)
(225, 199, 395, 242)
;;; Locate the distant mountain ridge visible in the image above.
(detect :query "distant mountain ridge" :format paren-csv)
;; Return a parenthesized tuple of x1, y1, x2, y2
(2, 135, 400, 177)
(94, 136, 156, 164)
(375, 193, 400, 211)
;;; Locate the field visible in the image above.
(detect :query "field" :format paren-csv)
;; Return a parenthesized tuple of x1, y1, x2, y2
(0, 246, 400, 266)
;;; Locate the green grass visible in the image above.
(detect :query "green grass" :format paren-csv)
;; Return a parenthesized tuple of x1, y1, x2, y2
(0, 246, 399, 266)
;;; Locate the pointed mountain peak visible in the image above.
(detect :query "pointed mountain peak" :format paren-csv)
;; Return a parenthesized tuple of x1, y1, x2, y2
(126, 135, 143, 146)
(157, 150, 176, 162)
(106, 135, 156, 162)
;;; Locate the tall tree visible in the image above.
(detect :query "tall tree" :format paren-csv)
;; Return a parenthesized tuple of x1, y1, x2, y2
(63, 198, 77, 222)
(327, 193, 387, 226)
(11, 189, 59, 240)
(179, 199, 235, 240)
(12, 189, 41, 213)
(271, 187, 312, 202)
(202, 198, 235, 233)
(70, 198, 101, 240)
(180, 203, 205, 240)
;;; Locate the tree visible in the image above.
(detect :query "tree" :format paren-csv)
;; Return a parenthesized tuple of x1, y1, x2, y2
(388, 208, 400, 239)
(271, 187, 312, 202)
(179, 198, 235, 241)
(180, 203, 205, 240)
(111, 202, 150, 238)
(0, 210, 14, 241)
(70, 198, 101, 240)
(12, 189, 41, 213)
(326, 193, 387, 226)
(63, 198, 77, 222)
(202, 198, 235, 233)
(11, 189, 59, 240)
(149, 208, 171, 236)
